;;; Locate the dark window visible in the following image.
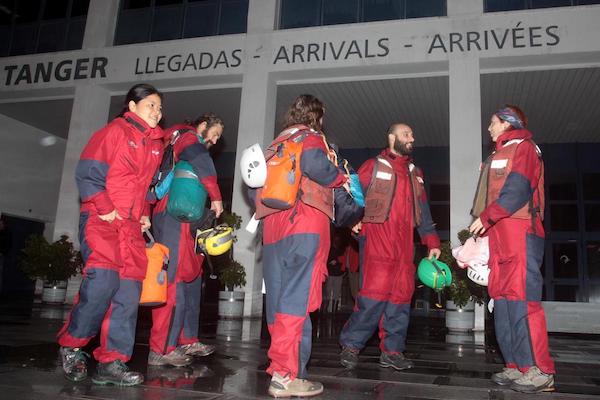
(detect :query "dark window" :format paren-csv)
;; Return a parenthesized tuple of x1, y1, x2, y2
(406, 0, 446, 18)
(9, 24, 37, 55)
(15, 0, 41, 23)
(429, 204, 449, 231)
(183, 2, 218, 38)
(43, 0, 69, 20)
(71, 0, 90, 17)
(549, 181, 577, 201)
(429, 183, 449, 202)
(363, 0, 403, 22)
(280, 0, 321, 29)
(37, 21, 66, 52)
(587, 242, 600, 279)
(485, 0, 527, 11)
(323, 0, 358, 25)
(585, 205, 600, 232)
(583, 173, 600, 201)
(65, 18, 86, 50)
(550, 204, 579, 231)
(553, 285, 578, 302)
(552, 242, 579, 279)
(577, 0, 600, 4)
(530, 0, 572, 7)
(123, 0, 151, 9)
(115, 8, 151, 44)
(219, 0, 248, 35)
(156, 0, 182, 4)
(151, 3, 183, 41)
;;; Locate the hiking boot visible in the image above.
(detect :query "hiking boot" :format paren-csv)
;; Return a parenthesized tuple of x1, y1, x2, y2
(148, 348, 193, 367)
(491, 367, 523, 385)
(92, 360, 144, 386)
(510, 366, 555, 393)
(59, 347, 89, 382)
(340, 346, 359, 369)
(179, 341, 216, 357)
(268, 372, 324, 398)
(379, 352, 414, 371)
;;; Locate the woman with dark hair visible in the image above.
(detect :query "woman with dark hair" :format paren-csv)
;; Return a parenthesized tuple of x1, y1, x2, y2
(57, 83, 165, 386)
(256, 94, 346, 397)
(470, 105, 555, 393)
(148, 112, 224, 367)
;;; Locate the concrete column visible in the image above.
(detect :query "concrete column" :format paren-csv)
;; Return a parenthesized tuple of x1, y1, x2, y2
(82, 0, 120, 48)
(448, 57, 482, 244)
(230, 0, 278, 318)
(53, 85, 111, 242)
(448, 55, 483, 331)
(446, 0, 483, 16)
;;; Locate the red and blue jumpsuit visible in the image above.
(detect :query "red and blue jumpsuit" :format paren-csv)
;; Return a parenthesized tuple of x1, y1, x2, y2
(57, 112, 165, 363)
(150, 124, 221, 356)
(340, 149, 439, 355)
(479, 129, 554, 375)
(263, 129, 345, 380)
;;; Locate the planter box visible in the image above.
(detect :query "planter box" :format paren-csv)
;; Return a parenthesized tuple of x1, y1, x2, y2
(41, 280, 68, 304)
(218, 290, 245, 319)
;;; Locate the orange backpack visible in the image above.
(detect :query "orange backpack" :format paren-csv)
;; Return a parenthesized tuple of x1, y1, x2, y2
(260, 128, 306, 210)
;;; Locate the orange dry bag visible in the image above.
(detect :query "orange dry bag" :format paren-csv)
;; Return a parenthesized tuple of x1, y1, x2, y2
(140, 231, 169, 306)
(260, 130, 305, 210)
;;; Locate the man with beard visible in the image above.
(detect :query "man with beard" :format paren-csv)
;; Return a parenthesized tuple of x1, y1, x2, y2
(148, 112, 224, 367)
(339, 123, 441, 370)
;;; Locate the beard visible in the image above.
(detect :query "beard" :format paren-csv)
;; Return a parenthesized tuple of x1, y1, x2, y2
(197, 128, 212, 148)
(394, 140, 413, 155)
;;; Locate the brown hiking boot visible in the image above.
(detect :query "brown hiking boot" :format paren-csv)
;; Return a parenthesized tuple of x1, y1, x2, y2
(268, 372, 324, 398)
(148, 348, 192, 367)
(179, 341, 216, 357)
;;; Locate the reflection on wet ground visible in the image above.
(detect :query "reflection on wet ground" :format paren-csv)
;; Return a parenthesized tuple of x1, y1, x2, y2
(1, 300, 600, 399)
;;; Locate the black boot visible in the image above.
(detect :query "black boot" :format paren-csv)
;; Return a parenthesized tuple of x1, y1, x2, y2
(379, 352, 414, 371)
(340, 346, 359, 369)
(92, 360, 144, 386)
(59, 347, 88, 382)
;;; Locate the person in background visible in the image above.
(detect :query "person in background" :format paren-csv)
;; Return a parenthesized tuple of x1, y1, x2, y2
(323, 231, 346, 313)
(339, 122, 441, 371)
(344, 236, 360, 301)
(149, 112, 224, 367)
(57, 83, 165, 386)
(469, 105, 554, 393)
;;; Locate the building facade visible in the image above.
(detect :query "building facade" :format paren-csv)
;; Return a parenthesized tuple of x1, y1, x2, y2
(1, 0, 599, 332)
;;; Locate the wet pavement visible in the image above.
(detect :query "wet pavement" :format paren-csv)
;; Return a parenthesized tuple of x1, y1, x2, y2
(1, 299, 600, 399)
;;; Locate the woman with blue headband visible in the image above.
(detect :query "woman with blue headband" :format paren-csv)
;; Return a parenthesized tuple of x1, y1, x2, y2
(469, 105, 555, 394)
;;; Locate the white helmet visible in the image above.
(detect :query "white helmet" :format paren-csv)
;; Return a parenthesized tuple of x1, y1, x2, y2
(467, 264, 490, 286)
(240, 144, 267, 188)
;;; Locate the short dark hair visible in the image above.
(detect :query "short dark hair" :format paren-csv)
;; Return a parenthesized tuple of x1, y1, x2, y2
(188, 112, 224, 130)
(282, 94, 324, 131)
(118, 83, 162, 118)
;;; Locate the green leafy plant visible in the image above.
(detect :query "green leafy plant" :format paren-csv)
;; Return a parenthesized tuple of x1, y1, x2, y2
(213, 211, 246, 291)
(441, 229, 486, 308)
(19, 234, 83, 284)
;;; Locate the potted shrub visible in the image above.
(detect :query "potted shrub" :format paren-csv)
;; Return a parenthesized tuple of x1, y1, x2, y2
(439, 230, 486, 332)
(19, 234, 82, 304)
(213, 211, 247, 319)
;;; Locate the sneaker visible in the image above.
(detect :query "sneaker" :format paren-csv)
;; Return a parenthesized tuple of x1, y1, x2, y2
(268, 372, 324, 398)
(379, 352, 414, 371)
(491, 367, 523, 385)
(59, 346, 88, 382)
(510, 366, 555, 393)
(92, 360, 144, 386)
(340, 346, 359, 369)
(148, 348, 193, 367)
(179, 342, 216, 357)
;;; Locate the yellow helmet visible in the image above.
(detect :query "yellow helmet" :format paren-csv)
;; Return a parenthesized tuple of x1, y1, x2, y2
(196, 224, 233, 256)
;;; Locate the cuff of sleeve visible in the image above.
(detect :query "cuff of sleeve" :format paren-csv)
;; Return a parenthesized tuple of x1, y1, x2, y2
(142, 203, 151, 217)
(479, 210, 495, 230)
(93, 192, 115, 216)
(421, 234, 441, 250)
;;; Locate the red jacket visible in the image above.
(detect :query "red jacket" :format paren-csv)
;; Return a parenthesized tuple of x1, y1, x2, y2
(76, 112, 165, 220)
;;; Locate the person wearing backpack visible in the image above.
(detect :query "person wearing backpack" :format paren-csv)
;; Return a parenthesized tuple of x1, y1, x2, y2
(257, 95, 347, 398)
(469, 106, 554, 393)
(57, 83, 165, 386)
(339, 122, 441, 371)
(148, 112, 224, 367)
